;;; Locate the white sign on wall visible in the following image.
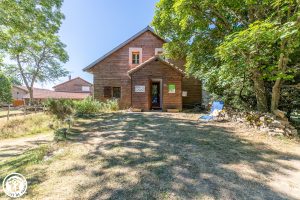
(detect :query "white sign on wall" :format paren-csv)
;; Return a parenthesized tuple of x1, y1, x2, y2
(135, 85, 145, 93)
(182, 91, 188, 97)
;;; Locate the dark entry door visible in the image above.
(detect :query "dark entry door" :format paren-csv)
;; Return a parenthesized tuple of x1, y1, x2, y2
(151, 82, 161, 109)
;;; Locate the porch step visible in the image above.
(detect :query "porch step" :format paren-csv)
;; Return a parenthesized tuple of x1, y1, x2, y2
(132, 108, 142, 112)
(167, 109, 180, 113)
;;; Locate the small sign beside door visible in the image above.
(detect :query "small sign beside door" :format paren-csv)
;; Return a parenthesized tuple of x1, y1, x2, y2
(135, 85, 145, 93)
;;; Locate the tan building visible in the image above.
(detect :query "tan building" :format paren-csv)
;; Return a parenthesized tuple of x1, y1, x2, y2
(83, 26, 202, 111)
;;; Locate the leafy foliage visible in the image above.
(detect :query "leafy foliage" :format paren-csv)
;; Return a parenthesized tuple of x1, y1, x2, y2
(45, 99, 75, 122)
(0, 0, 69, 103)
(0, 72, 12, 104)
(75, 97, 119, 115)
(153, 0, 300, 115)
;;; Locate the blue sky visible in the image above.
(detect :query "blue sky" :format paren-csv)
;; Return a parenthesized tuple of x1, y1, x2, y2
(39, 0, 158, 89)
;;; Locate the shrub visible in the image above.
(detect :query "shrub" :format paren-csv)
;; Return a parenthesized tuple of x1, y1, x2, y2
(74, 96, 102, 114)
(105, 99, 119, 111)
(74, 97, 119, 115)
(45, 99, 75, 122)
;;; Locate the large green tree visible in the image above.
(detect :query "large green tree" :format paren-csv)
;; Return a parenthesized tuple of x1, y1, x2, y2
(0, 0, 68, 103)
(152, 0, 300, 116)
(216, 1, 300, 117)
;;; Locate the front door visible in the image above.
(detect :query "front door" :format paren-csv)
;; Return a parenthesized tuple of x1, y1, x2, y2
(151, 82, 161, 109)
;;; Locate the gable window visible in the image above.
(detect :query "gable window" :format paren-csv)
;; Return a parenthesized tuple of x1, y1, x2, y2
(129, 48, 142, 65)
(132, 52, 140, 64)
(113, 87, 121, 98)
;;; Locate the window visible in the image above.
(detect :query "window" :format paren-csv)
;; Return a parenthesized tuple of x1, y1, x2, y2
(155, 48, 164, 55)
(104, 86, 112, 98)
(132, 52, 140, 64)
(113, 87, 121, 98)
(82, 86, 90, 92)
(129, 48, 142, 65)
(168, 84, 176, 93)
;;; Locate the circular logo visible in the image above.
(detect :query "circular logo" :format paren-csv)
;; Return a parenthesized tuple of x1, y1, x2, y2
(2, 173, 27, 198)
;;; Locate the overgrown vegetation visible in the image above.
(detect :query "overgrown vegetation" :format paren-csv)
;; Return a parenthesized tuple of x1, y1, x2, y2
(0, 113, 52, 139)
(152, 0, 300, 120)
(45, 98, 119, 139)
(74, 97, 119, 115)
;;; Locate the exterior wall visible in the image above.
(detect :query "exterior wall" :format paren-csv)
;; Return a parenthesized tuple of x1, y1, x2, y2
(131, 61, 182, 111)
(12, 87, 28, 100)
(91, 31, 165, 108)
(182, 77, 202, 107)
(54, 78, 92, 93)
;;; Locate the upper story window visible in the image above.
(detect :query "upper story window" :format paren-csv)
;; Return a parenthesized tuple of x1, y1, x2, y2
(132, 52, 140, 64)
(155, 48, 164, 56)
(82, 86, 90, 92)
(129, 48, 142, 66)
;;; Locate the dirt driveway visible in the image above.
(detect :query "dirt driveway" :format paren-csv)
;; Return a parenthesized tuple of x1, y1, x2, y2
(1, 112, 300, 200)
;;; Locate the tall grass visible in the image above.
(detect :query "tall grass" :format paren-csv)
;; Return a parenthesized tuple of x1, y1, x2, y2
(75, 97, 119, 115)
(0, 113, 52, 139)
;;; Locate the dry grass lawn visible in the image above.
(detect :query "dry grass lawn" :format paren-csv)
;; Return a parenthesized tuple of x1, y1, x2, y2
(0, 112, 300, 200)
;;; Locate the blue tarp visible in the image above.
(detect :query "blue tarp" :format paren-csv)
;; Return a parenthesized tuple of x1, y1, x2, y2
(199, 101, 224, 121)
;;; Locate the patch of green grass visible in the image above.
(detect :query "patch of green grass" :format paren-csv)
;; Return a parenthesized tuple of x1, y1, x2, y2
(0, 113, 52, 139)
(0, 145, 50, 177)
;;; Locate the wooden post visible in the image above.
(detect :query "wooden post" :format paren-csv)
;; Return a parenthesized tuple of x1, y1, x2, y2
(7, 104, 10, 121)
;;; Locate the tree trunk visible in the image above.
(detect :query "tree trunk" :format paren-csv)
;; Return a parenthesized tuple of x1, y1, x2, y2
(271, 52, 288, 120)
(251, 69, 268, 112)
(29, 87, 34, 105)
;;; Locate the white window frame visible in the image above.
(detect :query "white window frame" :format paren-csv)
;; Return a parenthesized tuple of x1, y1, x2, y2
(82, 86, 90, 92)
(129, 48, 142, 65)
(155, 48, 164, 55)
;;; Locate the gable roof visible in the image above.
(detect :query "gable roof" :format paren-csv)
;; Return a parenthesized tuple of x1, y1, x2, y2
(23, 88, 90, 100)
(13, 85, 29, 92)
(53, 77, 92, 89)
(127, 56, 185, 76)
(83, 26, 169, 72)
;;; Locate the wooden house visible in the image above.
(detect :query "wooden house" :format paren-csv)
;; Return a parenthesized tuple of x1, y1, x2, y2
(83, 26, 202, 111)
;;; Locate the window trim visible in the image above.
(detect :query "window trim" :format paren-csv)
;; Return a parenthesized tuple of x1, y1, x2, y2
(129, 48, 142, 65)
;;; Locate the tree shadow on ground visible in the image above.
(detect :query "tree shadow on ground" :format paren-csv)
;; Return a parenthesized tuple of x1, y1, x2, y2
(70, 113, 300, 200)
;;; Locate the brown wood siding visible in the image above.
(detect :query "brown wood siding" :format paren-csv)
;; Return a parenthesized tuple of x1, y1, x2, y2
(182, 77, 202, 106)
(92, 31, 165, 108)
(131, 61, 182, 111)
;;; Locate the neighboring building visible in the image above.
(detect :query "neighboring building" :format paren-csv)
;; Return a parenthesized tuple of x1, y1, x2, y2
(11, 77, 92, 105)
(53, 77, 93, 94)
(83, 26, 202, 111)
(12, 86, 28, 100)
(22, 88, 90, 103)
